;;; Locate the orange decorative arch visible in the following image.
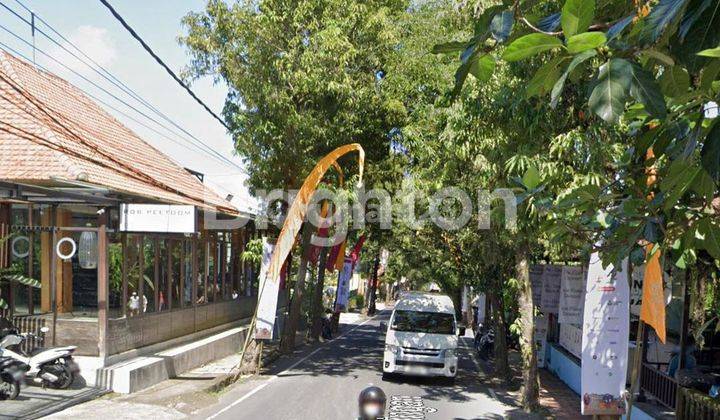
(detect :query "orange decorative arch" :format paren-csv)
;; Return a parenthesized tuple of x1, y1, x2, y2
(264, 143, 364, 290)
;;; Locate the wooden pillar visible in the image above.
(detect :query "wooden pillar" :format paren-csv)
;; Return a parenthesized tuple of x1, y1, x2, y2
(166, 239, 173, 311)
(121, 233, 128, 317)
(0, 204, 10, 315)
(27, 204, 34, 315)
(153, 237, 160, 311)
(191, 237, 198, 307)
(180, 239, 186, 308)
(40, 208, 53, 313)
(203, 235, 209, 304)
(137, 235, 144, 315)
(220, 233, 227, 299)
(97, 211, 109, 360)
(40, 207, 74, 314)
(212, 234, 218, 302)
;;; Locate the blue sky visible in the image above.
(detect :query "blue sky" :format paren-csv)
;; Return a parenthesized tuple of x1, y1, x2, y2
(0, 0, 257, 213)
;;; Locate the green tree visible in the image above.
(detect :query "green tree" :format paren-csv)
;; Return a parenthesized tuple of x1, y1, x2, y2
(438, 0, 720, 410)
(181, 0, 408, 353)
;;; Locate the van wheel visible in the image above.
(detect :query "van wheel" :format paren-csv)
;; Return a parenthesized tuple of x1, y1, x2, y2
(382, 372, 393, 382)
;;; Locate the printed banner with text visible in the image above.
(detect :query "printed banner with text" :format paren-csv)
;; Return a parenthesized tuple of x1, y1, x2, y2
(581, 252, 629, 416)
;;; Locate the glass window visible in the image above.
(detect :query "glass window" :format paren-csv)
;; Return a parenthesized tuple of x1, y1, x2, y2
(391, 310, 456, 335)
(158, 239, 169, 312)
(108, 234, 123, 319)
(197, 239, 207, 305)
(169, 239, 180, 310)
(142, 237, 156, 313)
(125, 235, 142, 317)
(182, 239, 192, 307)
(208, 237, 216, 303)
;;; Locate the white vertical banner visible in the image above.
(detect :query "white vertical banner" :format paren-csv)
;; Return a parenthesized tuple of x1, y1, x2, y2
(530, 265, 544, 307)
(541, 265, 562, 314)
(254, 239, 278, 340)
(581, 252, 630, 416)
(535, 314, 549, 368)
(335, 257, 353, 311)
(559, 266, 586, 324)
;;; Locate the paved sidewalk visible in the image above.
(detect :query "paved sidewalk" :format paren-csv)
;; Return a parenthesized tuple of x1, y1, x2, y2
(0, 380, 104, 420)
(479, 350, 588, 419)
(538, 369, 586, 419)
(45, 311, 370, 419)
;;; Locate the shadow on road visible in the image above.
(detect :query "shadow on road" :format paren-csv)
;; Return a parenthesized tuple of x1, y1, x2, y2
(271, 311, 488, 404)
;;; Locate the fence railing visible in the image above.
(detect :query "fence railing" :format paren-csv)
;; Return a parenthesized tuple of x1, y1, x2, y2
(640, 362, 678, 410)
(676, 386, 720, 420)
(0, 313, 46, 354)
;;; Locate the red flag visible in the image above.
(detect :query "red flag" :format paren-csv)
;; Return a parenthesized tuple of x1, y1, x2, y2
(309, 202, 330, 264)
(326, 239, 343, 271)
(349, 235, 366, 268)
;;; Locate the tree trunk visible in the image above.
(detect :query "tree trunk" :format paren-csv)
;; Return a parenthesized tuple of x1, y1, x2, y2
(489, 291, 511, 384)
(309, 246, 329, 341)
(516, 244, 539, 411)
(367, 252, 380, 315)
(280, 224, 313, 354)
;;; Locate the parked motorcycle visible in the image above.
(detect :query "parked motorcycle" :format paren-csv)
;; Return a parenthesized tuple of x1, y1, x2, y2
(475, 327, 495, 360)
(0, 319, 78, 389)
(0, 356, 29, 399)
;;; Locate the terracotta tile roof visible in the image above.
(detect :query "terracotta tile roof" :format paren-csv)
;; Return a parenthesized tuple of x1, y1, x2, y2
(0, 51, 238, 216)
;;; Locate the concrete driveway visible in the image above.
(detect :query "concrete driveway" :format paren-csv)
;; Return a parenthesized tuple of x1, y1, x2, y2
(0, 380, 104, 420)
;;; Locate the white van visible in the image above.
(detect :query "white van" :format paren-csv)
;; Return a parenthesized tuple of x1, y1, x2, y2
(382, 292, 459, 379)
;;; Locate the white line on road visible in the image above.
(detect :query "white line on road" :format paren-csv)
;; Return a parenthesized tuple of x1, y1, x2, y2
(207, 313, 379, 419)
(207, 382, 271, 419)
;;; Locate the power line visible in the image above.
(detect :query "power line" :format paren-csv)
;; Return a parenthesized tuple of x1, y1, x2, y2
(0, 24, 209, 154)
(97, 0, 231, 131)
(1, 0, 246, 173)
(0, 41, 203, 157)
(0, 71, 235, 212)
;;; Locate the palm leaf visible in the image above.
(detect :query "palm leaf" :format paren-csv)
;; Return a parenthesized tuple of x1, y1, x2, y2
(0, 274, 41, 288)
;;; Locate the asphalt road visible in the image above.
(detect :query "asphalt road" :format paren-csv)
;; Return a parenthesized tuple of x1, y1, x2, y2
(194, 310, 518, 420)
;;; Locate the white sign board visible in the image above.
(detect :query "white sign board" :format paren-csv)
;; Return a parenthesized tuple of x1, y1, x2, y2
(119, 204, 195, 233)
(559, 322, 583, 360)
(535, 315, 549, 368)
(335, 257, 353, 311)
(530, 265, 544, 307)
(541, 265, 562, 314)
(581, 252, 630, 416)
(559, 266, 586, 324)
(254, 239, 279, 340)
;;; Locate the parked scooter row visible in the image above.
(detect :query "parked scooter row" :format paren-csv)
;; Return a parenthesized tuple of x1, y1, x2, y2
(0, 317, 79, 400)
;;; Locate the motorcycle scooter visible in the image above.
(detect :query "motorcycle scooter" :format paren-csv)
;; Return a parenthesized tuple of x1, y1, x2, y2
(0, 356, 29, 399)
(0, 321, 78, 389)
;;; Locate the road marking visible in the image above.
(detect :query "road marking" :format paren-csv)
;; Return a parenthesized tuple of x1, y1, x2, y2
(206, 382, 270, 420)
(207, 313, 380, 419)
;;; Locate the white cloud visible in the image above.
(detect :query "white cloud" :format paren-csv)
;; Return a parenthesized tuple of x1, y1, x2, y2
(47, 25, 117, 73)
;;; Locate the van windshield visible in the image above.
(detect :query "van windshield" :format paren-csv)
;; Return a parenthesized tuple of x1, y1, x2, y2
(391, 310, 455, 335)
